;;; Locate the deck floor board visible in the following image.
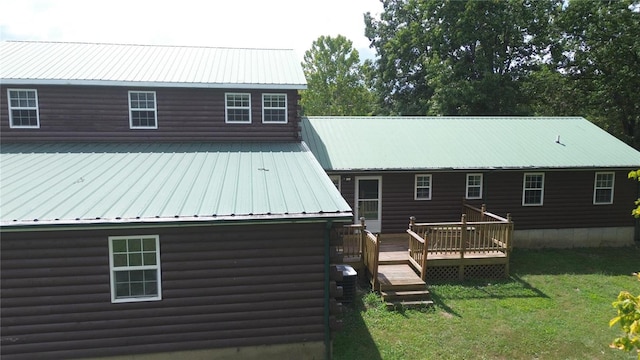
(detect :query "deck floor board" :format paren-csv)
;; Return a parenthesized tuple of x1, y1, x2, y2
(377, 264, 425, 288)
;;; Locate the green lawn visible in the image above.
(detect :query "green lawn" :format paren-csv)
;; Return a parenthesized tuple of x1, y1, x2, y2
(333, 246, 640, 360)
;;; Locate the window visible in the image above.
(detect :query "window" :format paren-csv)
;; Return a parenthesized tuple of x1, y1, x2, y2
(466, 173, 483, 199)
(593, 172, 615, 204)
(226, 93, 251, 123)
(262, 94, 287, 123)
(7, 89, 39, 128)
(522, 173, 544, 206)
(109, 235, 161, 303)
(128, 91, 157, 129)
(415, 174, 432, 200)
(330, 175, 341, 191)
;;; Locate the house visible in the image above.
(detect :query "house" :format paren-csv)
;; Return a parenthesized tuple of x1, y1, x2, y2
(301, 116, 640, 248)
(0, 41, 352, 360)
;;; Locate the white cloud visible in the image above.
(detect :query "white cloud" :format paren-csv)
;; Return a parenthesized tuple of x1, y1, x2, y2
(0, 0, 383, 61)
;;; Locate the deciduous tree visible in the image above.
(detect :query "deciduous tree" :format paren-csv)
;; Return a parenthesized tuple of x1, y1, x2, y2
(300, 35, 374, 116)
(556, 0, 640, 149)
(364, 0, 559, 116)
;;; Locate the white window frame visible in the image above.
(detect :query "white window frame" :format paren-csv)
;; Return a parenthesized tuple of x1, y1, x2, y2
(522, 172, 545, 206)
(415, 174, 432, 200)
(593, 172, 615, 205)
(330, 175, 341, 192)
(109, 235, 162, 303)
(7, 88, 40, 128)
(128, 91, 157, 129)
(466, 173, 483, 200)
(225, 93, 252, 124)
(262, 93, 288, 124)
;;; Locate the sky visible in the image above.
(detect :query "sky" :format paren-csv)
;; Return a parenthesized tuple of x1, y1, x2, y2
(0, 0, 384, 62)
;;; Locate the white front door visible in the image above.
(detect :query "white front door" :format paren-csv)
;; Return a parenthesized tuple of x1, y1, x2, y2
(355, 176, 382, 233)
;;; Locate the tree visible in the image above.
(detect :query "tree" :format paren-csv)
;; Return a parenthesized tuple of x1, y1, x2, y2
(609, 274, 640, 359)
(364, 0, 560, 116)
(556, 0, 640, 149)
(608, 171, 640, 359)
(300, 35, 374, 116)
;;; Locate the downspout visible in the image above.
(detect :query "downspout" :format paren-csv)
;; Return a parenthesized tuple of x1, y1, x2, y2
(324, 220, 333, 360)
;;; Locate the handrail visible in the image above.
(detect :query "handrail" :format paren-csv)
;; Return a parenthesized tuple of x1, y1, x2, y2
(463, 202, 509, 222)
(410, 215, 513, 255)
(363, 230, 380, 290)
(407, 228, 427, 280)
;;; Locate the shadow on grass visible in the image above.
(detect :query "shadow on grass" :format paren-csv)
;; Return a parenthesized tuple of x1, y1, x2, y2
(332, 278, 383, 360)
(427, 274, 549, 317)
(427, 246, 640, 318)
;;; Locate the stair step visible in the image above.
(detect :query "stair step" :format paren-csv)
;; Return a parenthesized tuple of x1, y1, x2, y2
(385, 300, 434, 310)
(378, 259, 410, 265)
(379, 283, 427, 292)
(381, 290, 431, 302)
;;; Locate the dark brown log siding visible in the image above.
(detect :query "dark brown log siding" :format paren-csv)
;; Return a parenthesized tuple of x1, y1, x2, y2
(0, 85, 301, 143)
(1, 221, 335, 360)
(333, 170, 637, 233)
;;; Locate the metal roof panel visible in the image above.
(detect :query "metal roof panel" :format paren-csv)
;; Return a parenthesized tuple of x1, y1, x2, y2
(301, 117, 640, 170)
(0, 143, 351, 227)
(0, 41, 307, 89)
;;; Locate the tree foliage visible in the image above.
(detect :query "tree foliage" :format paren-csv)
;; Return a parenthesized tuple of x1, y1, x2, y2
(554, 0, 640, 149)
(609, 272, 640, 359)
(630, 170, 640, 218)
(364, 0, 559, 116)
(300, 35, 374, 116)
(608, 171, 640, 359)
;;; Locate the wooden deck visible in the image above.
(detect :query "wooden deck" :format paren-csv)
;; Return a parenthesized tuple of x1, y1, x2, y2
(335, 204, 512, 307)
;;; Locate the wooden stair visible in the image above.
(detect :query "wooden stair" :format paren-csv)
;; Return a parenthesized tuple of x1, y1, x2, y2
(377, 264, 433, 309)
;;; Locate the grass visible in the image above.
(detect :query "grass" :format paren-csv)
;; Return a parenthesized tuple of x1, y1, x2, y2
(333, 246, 640, 360)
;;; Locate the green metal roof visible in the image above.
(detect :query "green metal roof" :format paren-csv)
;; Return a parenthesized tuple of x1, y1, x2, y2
(301, 116, 640, 171)
(1, 41, 307, 90)
(0, 142, 351, 228)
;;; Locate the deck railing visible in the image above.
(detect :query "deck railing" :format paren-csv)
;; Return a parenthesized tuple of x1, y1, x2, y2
(463, 203, 510, 223)
(407, 227, 427, 280)
(410, 216, 513, 255)
(408, 205, 513, 279)
(335, 219, 366, 261)
(363, 230, 380, 290)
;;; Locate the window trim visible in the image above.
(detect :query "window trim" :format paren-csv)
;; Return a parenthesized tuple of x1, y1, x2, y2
(262, 93, 288, 124)
(225, 93, 252, 124)
(329, 175, 341, 192)
(593, 172, 615, 205)
(128, 91, 158, 129)
(109, 235, 162, 303)
(7, 88, 40, 129)
(415, 174, 432, 200)
(522, 172, 545, 206)
(465, 173, 483, 200)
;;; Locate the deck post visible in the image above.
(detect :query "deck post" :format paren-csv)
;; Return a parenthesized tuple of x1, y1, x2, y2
(505, 213, 513, 277)
(459, 214, 467, 280)
(359, 217, 366, 259)
(481, 204, 486, 222)
(420, 230, 428, 282)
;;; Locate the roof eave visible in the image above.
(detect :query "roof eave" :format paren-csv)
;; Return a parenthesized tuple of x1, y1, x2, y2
(0, 212, 354, 232)
(326, 165, 640, 172)
(1, 79, 308, 90)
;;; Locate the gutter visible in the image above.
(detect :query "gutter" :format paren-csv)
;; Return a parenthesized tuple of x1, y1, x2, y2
(0, 213, 353, 233)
